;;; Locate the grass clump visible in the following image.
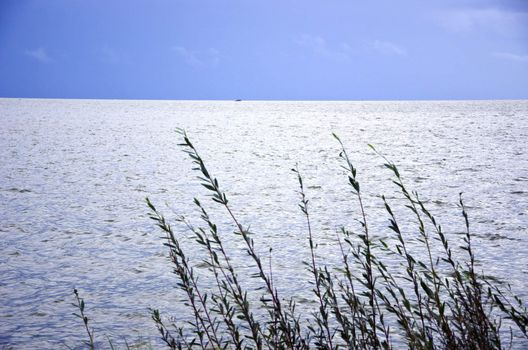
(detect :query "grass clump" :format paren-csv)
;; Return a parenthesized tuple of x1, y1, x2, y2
(76, 130, 528, 349)
(144, 129, 528, 349)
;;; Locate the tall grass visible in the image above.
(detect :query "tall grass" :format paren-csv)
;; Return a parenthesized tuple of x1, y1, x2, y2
(77, 130, 528, 349)
(73, 288, 95, 350)
(144, 129, 528, 349)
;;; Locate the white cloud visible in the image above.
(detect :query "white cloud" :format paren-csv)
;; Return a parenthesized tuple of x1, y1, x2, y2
(437, 8, 528, 35)
(493, 52, 528, 62)
(172, 46, 220, 68)
(25, 47, 52, 63)
(97, 45, 132, 65)
(371, 40, 407, 56)
(296, 35, 407, 60)
(296, 34, 350, 61)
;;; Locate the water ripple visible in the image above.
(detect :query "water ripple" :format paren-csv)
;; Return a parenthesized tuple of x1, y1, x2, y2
(0, 98, 527, 348)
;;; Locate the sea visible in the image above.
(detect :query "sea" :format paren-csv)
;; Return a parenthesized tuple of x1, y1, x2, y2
(1, 98, 527, 348)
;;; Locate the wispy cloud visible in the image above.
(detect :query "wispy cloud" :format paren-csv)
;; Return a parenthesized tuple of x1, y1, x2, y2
(99, 46, 131, 64)
(437, 8, 528, 35)
(172, 46, 220, 68)
(25, 47, 52, 63)
(371, 40, 407, 56)
(295, 34, 351, 62)
(493, 52, 528, 62)
(296, 35, 407, 61)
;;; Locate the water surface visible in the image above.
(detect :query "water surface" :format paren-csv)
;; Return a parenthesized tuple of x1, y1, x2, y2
(1, 99, 527, 348)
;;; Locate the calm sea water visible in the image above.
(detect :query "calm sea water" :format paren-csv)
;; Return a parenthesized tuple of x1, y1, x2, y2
(1, 98, 527, 348)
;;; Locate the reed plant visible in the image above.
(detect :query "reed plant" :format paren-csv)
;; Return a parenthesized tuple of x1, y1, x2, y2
(73, 288, 95, 350)
(144, 129, 528, 349)
(76, 130, 528, 349)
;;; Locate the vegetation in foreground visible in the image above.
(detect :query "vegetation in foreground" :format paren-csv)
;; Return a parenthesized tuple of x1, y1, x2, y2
(74, 130, 528, 349)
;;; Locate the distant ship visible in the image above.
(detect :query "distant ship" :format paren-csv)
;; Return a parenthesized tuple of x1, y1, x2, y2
(235, 99, 242, 102)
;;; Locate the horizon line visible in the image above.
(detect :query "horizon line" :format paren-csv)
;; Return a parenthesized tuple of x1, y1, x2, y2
(2, 96, 527, 103)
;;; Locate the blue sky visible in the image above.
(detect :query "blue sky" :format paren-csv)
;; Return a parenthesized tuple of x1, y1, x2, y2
(0, 0, 527, 100)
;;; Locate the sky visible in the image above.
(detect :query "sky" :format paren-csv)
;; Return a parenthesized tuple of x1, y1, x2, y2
(0, 0, 527, 100)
